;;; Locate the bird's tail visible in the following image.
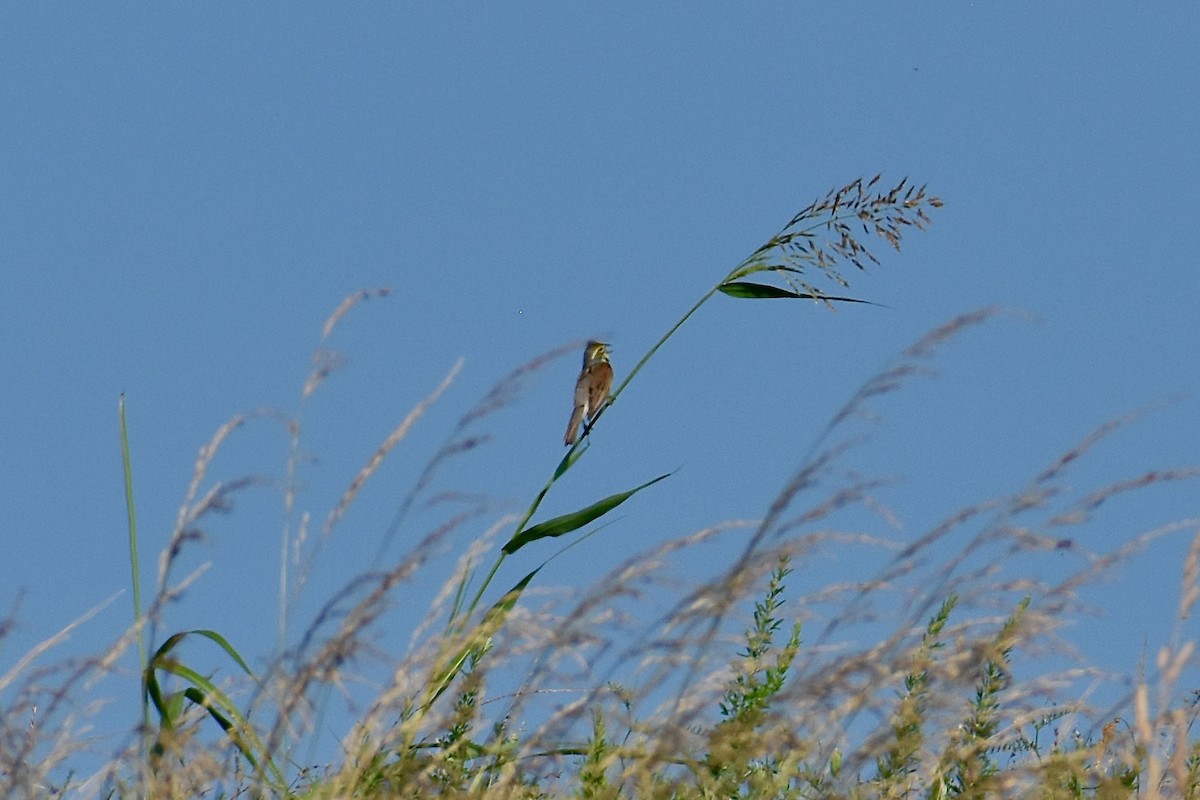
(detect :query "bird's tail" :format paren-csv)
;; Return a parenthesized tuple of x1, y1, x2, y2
(564, 404, 585, 446)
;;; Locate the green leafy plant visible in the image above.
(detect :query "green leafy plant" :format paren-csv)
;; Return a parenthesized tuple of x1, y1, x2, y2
(874, 594, 958, 797)
(702, 556, 804, 799)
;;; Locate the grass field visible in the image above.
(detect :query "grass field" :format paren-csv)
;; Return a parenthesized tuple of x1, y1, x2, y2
(3, 179, 1197, 799)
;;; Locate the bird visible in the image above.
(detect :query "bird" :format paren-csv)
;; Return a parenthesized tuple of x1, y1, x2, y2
(564, 340, 613, 446)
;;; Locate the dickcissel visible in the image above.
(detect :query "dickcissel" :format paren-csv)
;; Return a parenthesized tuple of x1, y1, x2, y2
(564, 340, 613, 446)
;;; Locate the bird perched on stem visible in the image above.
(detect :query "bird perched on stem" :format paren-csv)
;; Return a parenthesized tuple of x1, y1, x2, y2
(564, 340, 613, 446)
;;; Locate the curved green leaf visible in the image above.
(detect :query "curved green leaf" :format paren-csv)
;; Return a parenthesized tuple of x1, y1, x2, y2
(502, 472, 670, 555)
(718, 281, 877, 304)
(142, 629, 285, 787)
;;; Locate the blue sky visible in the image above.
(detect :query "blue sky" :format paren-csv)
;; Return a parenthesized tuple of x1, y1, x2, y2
(2, 3, 1198, 774)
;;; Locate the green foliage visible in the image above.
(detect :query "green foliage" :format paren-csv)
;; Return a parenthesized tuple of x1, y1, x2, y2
(874, 594, 958, 796)
(143, 628, 286, 790)
(502, 473, 672, 555)
(701, 556, 804, 799)
(933, 596, 1027, 798)
(578, 707, 614, 799)
(716, 281, 880, 304)
(718, 557, 803, 726)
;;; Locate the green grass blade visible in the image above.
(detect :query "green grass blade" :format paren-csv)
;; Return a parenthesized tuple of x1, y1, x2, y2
(718, 281, 878, 304)
(118, 395, 142, 637)
(184, 628, 254, 675)
(143, 630, 285, 787)
(118, 394, 150, 742)
(501, 472, 670, 555)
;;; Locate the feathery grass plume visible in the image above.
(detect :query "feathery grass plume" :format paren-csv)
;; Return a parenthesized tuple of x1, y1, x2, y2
(321, 358, 463, 541)
(0, 598, 123, 797)
(615, 176, 943, 412)
(720, 175, 940, 305)
(284, 288, 393, 644)
(304, 287, 392, 401)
